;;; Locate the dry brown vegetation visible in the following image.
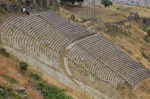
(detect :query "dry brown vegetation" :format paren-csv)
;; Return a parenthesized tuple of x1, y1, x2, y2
(0, 49, 43, 99)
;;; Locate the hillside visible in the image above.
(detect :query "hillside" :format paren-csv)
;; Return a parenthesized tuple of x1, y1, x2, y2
(0, 46, 91, 99)
(61, 3, 150, 70)
(0, 1, 150, 99)
(58, 3, 150, 99)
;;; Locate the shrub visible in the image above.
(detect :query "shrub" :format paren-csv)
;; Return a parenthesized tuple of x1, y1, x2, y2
(147, 29, 150, 37)
(0, 48, 10, 57)
(35, 82, 72, 99)
(0, 85, 21, 99)
(19, 62, 28, 71)
(29, 73, 41, 80)
(102, 0, 113, 8)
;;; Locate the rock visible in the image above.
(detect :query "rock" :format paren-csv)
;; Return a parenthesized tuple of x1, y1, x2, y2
(142, 17, 150, 26)
(22, 95, 27, 97)
(16, 87, 26, 93)
(96, 27, 101, 30)
(70, 14, 75, 21)
(82, 17, 91, 22)
(128, 12, 139, 21)
(15, 92, 18, 95)
(0, 88, 3, 92)
(106, 24, 121, 34)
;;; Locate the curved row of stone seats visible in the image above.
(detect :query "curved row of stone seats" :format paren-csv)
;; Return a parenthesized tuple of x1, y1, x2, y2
(68, 44, 125, 88)
(1, 16, 51, 63)
(75, 34, 150, 87)
(0, 15, 71, 73)
(38, 11, 95, 42)
(3, 17, 60, 70)
(68, 60, 110, 89)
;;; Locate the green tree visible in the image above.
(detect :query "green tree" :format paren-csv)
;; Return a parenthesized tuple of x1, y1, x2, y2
(101, 0, 113, 8)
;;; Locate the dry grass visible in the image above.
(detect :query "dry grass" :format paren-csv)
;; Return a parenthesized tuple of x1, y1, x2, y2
(62, 4, 150, 22)
(0, 54, 43, 99)
(132, 78, 150, 99)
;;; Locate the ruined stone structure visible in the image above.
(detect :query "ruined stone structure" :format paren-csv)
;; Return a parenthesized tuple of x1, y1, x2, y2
(0, 11, 150, 99)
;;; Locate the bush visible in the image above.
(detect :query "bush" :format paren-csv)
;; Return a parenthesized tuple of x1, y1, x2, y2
(29, 73, 41, 80)
(0, 48, 10, 57)
(102, 0, 113, 8)
(19, 62, 28, 71)
(147, 29, 150, 37)
(35, 82, 72, 99)
(0, 85, 21, 99)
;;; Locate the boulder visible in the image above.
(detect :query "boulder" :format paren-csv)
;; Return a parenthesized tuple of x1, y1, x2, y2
(70, 14, 75, 21)
(16, 87, 26, 93)
(143, 17, 150, 26)
(0, 88, 3, 92)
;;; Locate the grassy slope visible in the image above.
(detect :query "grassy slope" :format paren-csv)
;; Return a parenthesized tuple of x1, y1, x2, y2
(0, 46, 92, 99)
(0, 48, 43, 99)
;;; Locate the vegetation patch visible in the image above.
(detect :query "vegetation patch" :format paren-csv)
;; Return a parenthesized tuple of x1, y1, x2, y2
(0, 85, 25, 99)
(5, 76, 17, 83)
(19, 62, 28, 71)
(0, 48, 10, 57)
(34, 82, 72, 99)
(29, 73, 41, 81)
(147, 29, 150, 37)
(28, 72, 73, 99)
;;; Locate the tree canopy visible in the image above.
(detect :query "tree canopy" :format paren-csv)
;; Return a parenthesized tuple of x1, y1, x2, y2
(60, 0, 84, 5)
(101, 0, 113, 8)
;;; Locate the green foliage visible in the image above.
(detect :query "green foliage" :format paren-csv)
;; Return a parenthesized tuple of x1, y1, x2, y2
(0, 48, 10, 57)
(147, 29, 150, 37)
(5, 76, 17, 83)
(0, 85, 22, 99)
(34, 82, 72, 99)
(29, 73, 41, 80)
(101, 0, 113, 8)
(19, 62, 28, 71)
